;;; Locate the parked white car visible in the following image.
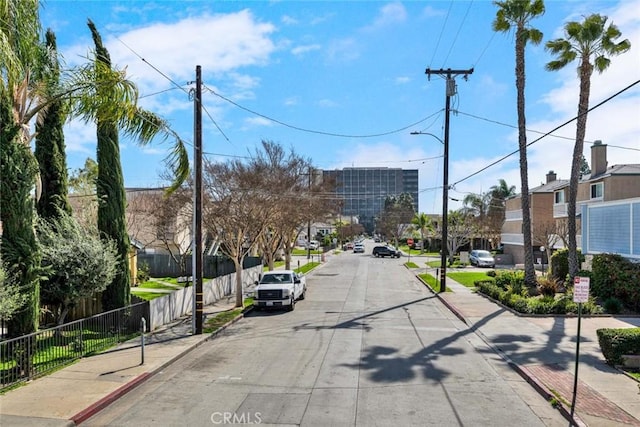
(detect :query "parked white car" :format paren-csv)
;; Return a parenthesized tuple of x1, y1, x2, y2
(253, 270, 306, 311)
(469, 250, 495, 268)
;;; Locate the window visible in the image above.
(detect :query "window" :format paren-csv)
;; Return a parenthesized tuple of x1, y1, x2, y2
(554, 190, 565, 204)
(590, 182, 603, 199)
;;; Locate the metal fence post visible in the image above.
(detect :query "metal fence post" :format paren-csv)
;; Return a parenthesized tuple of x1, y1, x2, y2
(140, 317, 146, 365)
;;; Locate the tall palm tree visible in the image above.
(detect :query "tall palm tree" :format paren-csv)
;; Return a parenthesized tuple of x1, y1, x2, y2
(411, 212, 432, 253)
(546, 14, 630, 279)
(493, 0, 545, 286)
(489, 178, 516, 219)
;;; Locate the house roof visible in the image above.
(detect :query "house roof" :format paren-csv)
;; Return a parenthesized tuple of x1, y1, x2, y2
(583, 164, 640, 182)
(529, 179, 569, 193)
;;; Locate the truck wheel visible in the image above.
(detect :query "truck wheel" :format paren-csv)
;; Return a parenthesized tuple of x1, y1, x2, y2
(288, 297, 295, 311)
(300, 288, 306, 300)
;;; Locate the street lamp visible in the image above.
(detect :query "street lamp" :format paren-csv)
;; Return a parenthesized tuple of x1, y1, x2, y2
(540, 246, 546, 276)
(410, 131, 448, 293)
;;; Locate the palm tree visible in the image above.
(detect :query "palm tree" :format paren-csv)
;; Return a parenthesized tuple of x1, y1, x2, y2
(411, 213, 433, 253)
(546, 14, 630, 279)
(489, 179, 516, 219)
(493, 0, 545, 286)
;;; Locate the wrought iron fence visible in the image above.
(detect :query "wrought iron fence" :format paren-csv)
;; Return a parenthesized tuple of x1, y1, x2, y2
(0, 301, 149, 392)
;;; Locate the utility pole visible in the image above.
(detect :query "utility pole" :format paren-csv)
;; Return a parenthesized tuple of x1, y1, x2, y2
(192, 65, 204, 334)
(425, 68, 473, 293)
(307, 166, 312, 260)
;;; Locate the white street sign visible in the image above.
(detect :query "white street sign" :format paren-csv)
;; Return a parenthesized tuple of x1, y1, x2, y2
(573, 276, 590, 303)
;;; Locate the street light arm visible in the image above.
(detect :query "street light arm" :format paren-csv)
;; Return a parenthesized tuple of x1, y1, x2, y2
(410, 131, 444, 144)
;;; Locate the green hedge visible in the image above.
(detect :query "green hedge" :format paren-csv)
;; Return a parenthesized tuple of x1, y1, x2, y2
(597, 328, 640, 366)
(550, 248, 584, 282)
(474, 280, 601, 315)
(591, 254, 640, 311)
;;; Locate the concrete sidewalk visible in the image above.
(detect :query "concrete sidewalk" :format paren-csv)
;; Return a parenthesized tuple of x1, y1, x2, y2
(436, 277, 640, 427)
(0, 296, 243, 427)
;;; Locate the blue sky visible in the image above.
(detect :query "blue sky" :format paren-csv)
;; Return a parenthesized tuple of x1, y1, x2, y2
(40, 0, 640, 214)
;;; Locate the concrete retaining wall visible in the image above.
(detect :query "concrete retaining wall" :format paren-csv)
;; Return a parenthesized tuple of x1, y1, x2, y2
(148, 265, 262, 330)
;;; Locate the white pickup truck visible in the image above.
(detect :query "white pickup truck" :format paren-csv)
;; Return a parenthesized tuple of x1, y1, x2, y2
(253, 270, 307, 311)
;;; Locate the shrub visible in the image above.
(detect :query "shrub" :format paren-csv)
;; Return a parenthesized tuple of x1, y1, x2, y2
(527, 297, 554, 314)
(597, 328, 640, 366)
(137, 261, 150, 284)
(486, 270, 497, 277)
(551, 296, 578, 315)
(536, 277, 558, 298)
(603, 297, 623, 314)
(591, 253, 640, 311)
(494, 270, 524, 290)
(550, 248, 584, 282)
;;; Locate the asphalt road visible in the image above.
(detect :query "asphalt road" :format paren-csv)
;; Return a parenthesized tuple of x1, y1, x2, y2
(84, 243, 565, 427)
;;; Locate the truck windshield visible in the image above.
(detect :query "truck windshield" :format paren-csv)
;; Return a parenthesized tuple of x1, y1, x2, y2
(260, 274, 292, 284)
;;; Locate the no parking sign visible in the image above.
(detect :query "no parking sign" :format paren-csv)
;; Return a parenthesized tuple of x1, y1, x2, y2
(573, 276, 590, 303)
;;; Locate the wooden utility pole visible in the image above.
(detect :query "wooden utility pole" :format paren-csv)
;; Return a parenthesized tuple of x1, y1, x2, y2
(193, 65, 204, 334)
(425, 68, 473, 293)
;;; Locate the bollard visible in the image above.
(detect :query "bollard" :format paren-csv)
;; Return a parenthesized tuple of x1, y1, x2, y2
(298, 260, 300, 270)
(141, 317, 146, 365)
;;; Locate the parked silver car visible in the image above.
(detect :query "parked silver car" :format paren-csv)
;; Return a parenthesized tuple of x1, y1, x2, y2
(469, 250, 495, 268)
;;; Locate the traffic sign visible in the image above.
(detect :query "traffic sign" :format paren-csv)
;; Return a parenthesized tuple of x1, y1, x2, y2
(407, 238, 414, 245)
(573, 276, 590, 303)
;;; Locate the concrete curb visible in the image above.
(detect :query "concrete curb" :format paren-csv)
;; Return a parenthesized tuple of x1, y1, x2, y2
(69, 310, 249, 425)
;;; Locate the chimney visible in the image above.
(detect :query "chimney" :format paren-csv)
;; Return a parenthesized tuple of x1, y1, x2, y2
(591, 140, 608, 177)
(546, 170, 557, 184)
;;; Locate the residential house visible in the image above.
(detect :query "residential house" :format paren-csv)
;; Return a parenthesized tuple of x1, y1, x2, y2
(578, 142, 640, 260)
(501, 140, 640, 265)
(501, 171, 568, 265)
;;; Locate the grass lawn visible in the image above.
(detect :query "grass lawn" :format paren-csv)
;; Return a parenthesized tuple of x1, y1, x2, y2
(405, 261, 419, 268)
(418, 273, 452, 292)
(296, 262, 320, 274)
(263, 261, 285, 271)
(203, 298, 253, 334)
(426, 260, 441, 268)
(131, 291, 167, 301)
(292, 248, 322, 256)
(135, 281, 178, 291)
(447, 272, 495, 288)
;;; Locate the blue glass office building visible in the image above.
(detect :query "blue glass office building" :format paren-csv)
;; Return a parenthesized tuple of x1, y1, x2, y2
(323, 168, 419, 233)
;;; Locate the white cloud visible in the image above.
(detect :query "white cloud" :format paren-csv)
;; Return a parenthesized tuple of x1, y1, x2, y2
(318, 99, 339, 108)
(395, 76, 411, 84)
(281, 15, 298, 25)
(284, 96, 299, 106)
(243, 117, 273, 128)
(65, 9, 277, 95)
(367, 2, 407, 31)
(326, 37, 360, 62)
(292, 44, 321, 56)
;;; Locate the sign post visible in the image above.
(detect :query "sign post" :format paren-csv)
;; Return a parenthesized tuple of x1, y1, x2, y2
(570, 276, 590, 422)
(407, 239, 413, 263)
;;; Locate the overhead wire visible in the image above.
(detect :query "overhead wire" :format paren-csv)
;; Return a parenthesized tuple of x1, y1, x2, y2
(441, 0, 474, 66)
(206, 84, 445, 138)
(451, 79, 640, 188)
(428, 0, 454, 67)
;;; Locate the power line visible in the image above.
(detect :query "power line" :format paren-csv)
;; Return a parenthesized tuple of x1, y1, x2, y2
(455, 110, 592, 143)
(441, 0, 474, 66)
(429, 1, 454, 67)
(206, 85, 444, 139)
(452, 79, 640, 187)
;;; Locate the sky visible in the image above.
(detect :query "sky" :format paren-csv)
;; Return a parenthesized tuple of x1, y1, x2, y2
(39, 0, 640, 215)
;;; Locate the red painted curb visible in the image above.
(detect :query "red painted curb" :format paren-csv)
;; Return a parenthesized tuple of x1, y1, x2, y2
(70, 372, 151, 425)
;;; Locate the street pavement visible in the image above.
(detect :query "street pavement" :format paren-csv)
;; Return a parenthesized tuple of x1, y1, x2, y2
(0, 250, 639, 426)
